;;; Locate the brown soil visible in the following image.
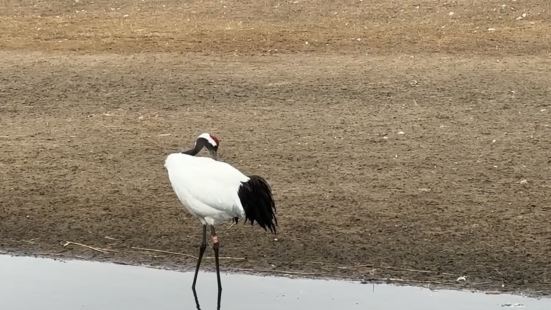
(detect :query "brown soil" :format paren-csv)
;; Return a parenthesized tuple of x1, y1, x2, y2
(1, 0, 551, 296)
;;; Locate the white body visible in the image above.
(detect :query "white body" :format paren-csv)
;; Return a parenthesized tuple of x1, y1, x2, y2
(165, 153, 249, 225)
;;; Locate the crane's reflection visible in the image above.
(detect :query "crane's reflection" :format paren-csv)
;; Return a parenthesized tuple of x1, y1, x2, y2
(192, 286, 222, 310)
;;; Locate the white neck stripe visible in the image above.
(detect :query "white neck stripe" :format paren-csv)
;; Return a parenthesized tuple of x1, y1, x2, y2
(198, 133, 217, 146)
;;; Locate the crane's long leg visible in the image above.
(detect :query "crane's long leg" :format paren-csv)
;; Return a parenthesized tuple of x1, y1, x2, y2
(192, 225, 207, 290)
(192, 285, 201, 310)
(210, 226, 222, 310)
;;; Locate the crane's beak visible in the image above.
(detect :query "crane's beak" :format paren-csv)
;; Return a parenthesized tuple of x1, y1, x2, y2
(208, 148, 218, 160)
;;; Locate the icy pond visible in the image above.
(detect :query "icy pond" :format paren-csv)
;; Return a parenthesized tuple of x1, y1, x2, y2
(0, 255, 549, 310)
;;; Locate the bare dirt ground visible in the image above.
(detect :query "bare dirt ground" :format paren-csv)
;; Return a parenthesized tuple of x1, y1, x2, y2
(1, 0, 551, 295)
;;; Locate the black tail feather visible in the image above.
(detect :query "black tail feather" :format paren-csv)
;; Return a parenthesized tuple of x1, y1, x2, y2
(238, 175, 277, 233)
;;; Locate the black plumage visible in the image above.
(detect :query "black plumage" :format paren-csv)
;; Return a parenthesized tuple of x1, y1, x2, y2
(238, 175, 278, 233)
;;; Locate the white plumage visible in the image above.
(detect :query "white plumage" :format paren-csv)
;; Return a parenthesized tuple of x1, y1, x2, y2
(165, 153, 248, 225)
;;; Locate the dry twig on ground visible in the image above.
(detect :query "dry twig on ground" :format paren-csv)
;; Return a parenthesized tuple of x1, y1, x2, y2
(130, 246, 246, 261)
(63, 241, 116, 254)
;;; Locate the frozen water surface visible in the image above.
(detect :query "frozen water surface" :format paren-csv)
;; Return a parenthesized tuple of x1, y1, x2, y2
(0, 255, 549, 310)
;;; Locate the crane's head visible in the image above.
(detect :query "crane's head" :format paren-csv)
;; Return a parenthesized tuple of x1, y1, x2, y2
(197, 133, 220, 159)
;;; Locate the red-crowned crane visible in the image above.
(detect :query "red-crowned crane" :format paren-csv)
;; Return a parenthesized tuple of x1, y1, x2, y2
(164, 133, 277, 303)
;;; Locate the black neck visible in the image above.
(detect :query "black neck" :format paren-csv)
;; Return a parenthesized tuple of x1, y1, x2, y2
(182, 140, 204, 156)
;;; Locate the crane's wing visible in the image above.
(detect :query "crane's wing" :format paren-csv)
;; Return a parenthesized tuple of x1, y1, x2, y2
(165, 153, 249, 219)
